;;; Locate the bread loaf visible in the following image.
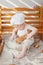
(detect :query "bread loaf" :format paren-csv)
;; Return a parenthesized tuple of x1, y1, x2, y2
(16, 34, 27, 43)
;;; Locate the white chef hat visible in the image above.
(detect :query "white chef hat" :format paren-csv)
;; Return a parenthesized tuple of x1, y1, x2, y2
(10, 12, 25, 25)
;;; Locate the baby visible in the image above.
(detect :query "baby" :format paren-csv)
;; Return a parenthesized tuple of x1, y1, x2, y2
(7, 12, 38, 59)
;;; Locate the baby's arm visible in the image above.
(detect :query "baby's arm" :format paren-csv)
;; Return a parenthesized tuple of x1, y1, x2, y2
(15, 45, 28, 59)
(26, 25, 38, 39)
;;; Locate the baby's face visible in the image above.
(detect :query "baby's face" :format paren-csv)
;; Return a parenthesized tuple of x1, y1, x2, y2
(14, 23, 25, 30)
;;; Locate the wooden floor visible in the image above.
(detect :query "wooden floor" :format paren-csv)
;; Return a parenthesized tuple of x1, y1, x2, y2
(0, 40, 43, 65)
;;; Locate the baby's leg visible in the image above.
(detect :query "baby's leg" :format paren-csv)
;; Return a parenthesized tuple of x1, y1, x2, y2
(23, 37, 34, 50)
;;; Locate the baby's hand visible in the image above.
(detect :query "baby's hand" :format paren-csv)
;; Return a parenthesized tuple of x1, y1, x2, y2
(15, 56, 21, 59)
(15, 55, 23, 59)
(15, 52, 25, 59)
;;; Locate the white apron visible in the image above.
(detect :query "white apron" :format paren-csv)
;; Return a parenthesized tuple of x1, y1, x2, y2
(1, 25, 34, 65)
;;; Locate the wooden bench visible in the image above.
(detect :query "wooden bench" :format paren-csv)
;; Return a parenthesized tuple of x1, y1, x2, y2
(0, 6, 43, 55)
(0, 6, 43, 41)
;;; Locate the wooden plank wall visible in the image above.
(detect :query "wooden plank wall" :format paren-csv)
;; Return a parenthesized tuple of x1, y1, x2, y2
(0, 6, 43, 35)
(39, 7, 43, 40)
(0, 6, 2, 42)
